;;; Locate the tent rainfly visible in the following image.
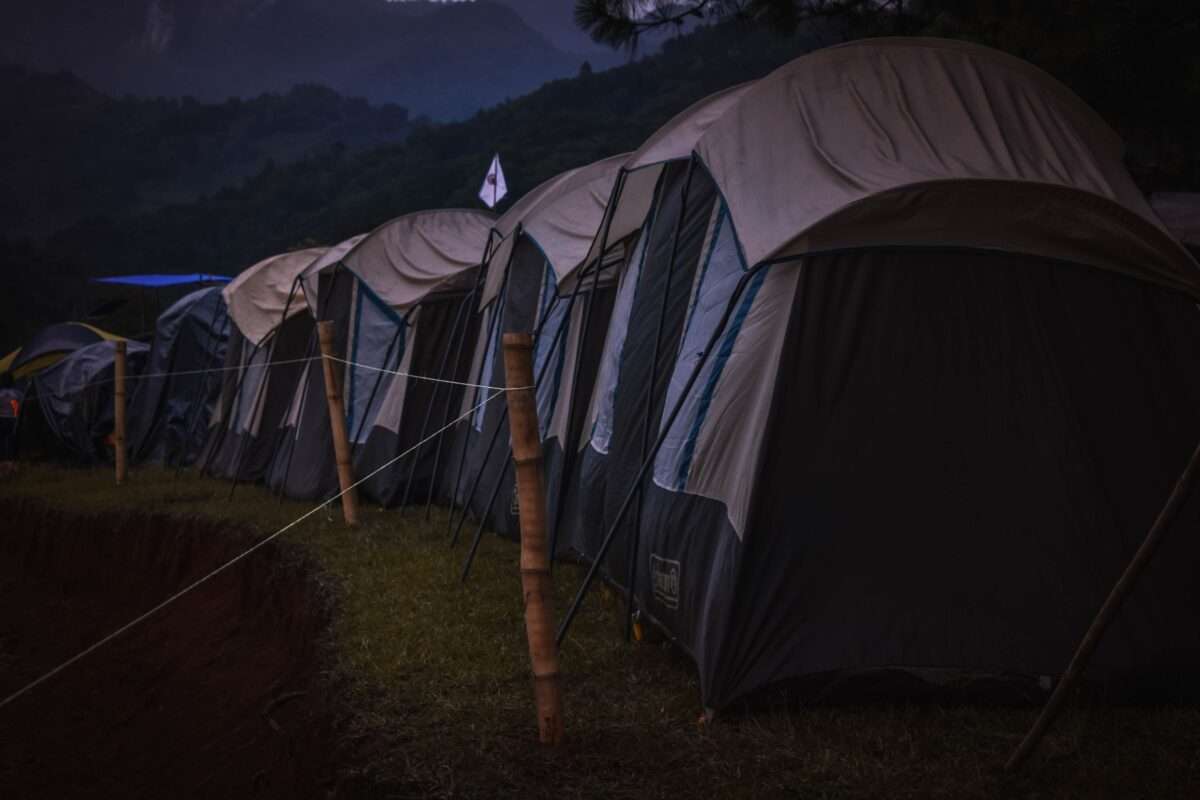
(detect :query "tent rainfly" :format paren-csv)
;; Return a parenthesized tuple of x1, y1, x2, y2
(560, 37, 1200, 711)
(266, 210, 494, 505)
(1, 322, 126, 381)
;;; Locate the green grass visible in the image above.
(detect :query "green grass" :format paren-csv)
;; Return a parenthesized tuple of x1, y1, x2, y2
(3, 464, 1199, 798)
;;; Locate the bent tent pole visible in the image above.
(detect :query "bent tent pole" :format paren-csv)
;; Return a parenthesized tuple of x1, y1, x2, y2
(546, 169, 628, 566)
(173, 296, 229, 477)
(457, 264, 603, 580)
(556, 262, 767, 648)
(446, 230, 519, 537)
(1006, 433, 1200, 770)
(452, 287, 570, 550)
(626, 157, 696, 640)
(423, 241, 495, 520)
(275, 266, 350, 501)
(227, 276, 302, 498)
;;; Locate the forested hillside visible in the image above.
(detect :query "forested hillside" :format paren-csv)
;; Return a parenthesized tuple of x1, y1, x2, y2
(0, 65, 416, 238)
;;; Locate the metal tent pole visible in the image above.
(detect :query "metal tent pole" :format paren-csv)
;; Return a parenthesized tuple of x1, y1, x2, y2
(556, 264, 766, 647)
(625, 157, 695, 641)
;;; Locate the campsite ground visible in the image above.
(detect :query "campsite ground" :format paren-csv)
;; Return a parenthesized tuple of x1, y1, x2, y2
(2, 465, 1198, 799)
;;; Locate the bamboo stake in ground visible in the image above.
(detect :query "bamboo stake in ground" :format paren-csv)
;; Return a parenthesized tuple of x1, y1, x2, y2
(503, 332, 564, 745)
(1006, 433, 1200, 770)
(317, 321, 360, 527)
(113, 339, 128, 485)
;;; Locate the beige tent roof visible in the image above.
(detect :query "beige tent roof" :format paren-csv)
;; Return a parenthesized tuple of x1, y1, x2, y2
(1151, 193, 1200, 247)
(223, 247, 329, 346)
(334, 209, 495, 310)
(480, 154, 627, 308)
(584, 82, 757, 268)
(299, 233, 370, 313)
(691, 37, 1199, 295)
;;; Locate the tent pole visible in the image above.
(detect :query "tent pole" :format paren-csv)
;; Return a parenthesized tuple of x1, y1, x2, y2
(423, 257, 493, 520)
(556, 263, 766, 647)
(228, 278, 301, 498)
(1005, 433, 1200, 770)
(446, 231, 518, 537)
(397, 289, 473, 514)
(318, 320, 361, 527)
(626, 157, 695, 641)
(174, 296, 228, 477)
(546, 169, 627, 567)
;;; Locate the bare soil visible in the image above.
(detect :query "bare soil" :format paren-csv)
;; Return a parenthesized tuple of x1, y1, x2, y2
(0, 498, 340, 799)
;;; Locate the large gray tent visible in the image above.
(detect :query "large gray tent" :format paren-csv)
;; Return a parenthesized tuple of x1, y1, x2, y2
(129, 286, 231, 466)
(267, 210, 494, 505)
(562, 38, 1200, 711)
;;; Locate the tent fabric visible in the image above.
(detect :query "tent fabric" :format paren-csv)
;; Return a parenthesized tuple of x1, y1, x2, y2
(584, 82, 757, 269)
(129, 287, 231, 466)
(299, 233, 370, 312)
(5, 322, 125, 380)
(222, 248, 328, 347)
(338, 210, 494, 311)
(92, 274, 232, 288)
(480, 156, 628, 309)
(692, 38, 1199, 295)
(1151, 192, 1200, 247)
(28, 340, 149, 463)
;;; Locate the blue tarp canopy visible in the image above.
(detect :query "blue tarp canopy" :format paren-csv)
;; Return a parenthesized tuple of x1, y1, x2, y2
(91, 274, 232, 288)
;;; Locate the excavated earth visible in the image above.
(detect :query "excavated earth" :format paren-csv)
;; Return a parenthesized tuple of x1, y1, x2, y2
(0, 499, 342, 798)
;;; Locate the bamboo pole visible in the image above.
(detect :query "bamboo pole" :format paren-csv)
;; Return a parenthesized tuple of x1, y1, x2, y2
(114, 340, 128, 485)
(317, 321, 360, 527)
(503, 332, 564, 745)
(1005, 433, 1200, 770)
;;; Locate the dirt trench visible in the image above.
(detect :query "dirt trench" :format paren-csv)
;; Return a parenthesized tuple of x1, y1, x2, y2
(0, 499, 343, 799)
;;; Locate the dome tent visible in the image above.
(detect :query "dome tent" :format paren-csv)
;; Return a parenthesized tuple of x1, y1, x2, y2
(128, 287, 231, 467)
(563, 38, 1200, 711)
(201, 247, 328, 484)
(267, 210, 494, 506)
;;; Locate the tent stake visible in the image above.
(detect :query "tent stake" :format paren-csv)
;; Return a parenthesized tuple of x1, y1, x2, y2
(503, 332, 565, 745)
(1005, 433, 1200, 770)
(317, 321, 360, 527)
(114, 340, 128, 485)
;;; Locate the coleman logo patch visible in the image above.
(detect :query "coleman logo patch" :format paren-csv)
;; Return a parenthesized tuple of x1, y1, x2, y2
(650, 554, 681, 610)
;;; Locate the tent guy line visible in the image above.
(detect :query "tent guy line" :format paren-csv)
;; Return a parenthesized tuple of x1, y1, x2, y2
(78, 355, 526, 393)
(0, 388, 509, 713)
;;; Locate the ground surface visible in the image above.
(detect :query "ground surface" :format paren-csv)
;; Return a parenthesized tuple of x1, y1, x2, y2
(2, 465, 1199, 799)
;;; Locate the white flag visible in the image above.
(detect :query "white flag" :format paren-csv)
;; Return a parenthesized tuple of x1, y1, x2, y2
(478, 153, 507, 209)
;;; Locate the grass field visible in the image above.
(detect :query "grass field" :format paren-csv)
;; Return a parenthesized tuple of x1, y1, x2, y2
(3, 464, 1199, 798)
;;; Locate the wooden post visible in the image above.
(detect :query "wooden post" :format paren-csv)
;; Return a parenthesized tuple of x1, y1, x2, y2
(503, 332, 564, 745)
(317, 321, 360, 527)
(113, 340, 128, 485)
(1006, 433, 1200, 770)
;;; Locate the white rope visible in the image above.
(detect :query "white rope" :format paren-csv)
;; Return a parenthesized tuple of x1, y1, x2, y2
(0, 387, 508, 712)
(322, 355, 511, 392)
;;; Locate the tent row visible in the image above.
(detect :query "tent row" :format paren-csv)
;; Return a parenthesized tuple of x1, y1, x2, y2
(7, 37, 1200, 711)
